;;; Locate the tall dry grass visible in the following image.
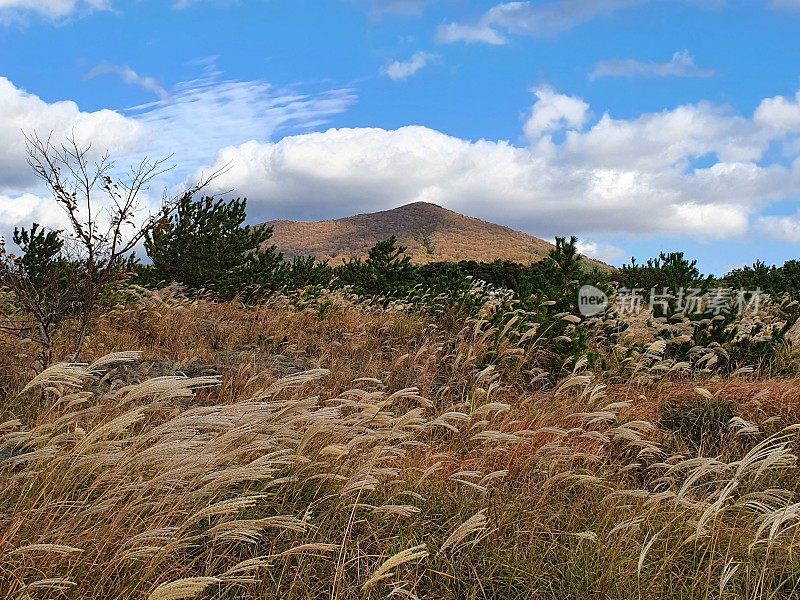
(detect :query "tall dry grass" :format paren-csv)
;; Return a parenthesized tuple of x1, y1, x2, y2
(2, 288, 800, 598)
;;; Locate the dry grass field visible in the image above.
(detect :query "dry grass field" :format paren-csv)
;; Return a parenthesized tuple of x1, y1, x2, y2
(2, 287, 800, 599)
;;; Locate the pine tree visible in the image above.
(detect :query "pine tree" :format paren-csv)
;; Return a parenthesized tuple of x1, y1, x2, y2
(335, 236, 415, 298)
(0, 224, 83, 368)
(144, 195, 285, 297)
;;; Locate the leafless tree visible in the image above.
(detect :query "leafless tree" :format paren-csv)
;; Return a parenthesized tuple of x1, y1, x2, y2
(0, 132, 226, 369)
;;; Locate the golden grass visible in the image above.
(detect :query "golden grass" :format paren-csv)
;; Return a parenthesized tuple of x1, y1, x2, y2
(1, 287, 800, 598)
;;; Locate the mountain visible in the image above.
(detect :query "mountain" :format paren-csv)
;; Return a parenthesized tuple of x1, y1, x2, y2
(262, 202, 555, 265)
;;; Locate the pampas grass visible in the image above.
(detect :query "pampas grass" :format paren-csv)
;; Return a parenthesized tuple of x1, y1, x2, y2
(1, 287, 800, 598)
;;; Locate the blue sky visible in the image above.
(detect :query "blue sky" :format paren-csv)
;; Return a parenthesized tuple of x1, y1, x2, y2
(2, 0, 800, 273)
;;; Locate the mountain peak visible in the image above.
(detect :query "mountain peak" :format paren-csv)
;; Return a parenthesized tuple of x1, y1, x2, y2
(262, 202, 554, 264)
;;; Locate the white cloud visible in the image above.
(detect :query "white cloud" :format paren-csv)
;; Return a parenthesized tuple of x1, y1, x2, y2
(575, 240, 627, 263)
(436, 22, 508, 45)
(189, 133, 771, 240)
(0, 76, 145, 243)
(0, 69, 354, 193)
(524, 85, 590, 140)
(86, 62, 169, 99)
(383, 51, 438, 81)
(590, 50, 715, 80)
(437, 0, 642, 44)
(0, 0, 109, 23)
(0, 71, 356, 238)
(188, 86, 800, 243)
(559, 103, 765, 170)
(754, 90, 800, 133)
(759, 213, 800, 243)
(5, 70, 800, 249)
(0, 76, 144, 194)
(0, 191, 75, 253)
(0, 193, 62, 228)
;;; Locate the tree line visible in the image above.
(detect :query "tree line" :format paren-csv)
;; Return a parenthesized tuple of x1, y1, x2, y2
(136, 193, 800, 303)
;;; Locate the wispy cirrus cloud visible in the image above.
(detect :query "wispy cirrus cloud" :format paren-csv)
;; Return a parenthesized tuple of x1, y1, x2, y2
(124, 64, 357, 181)
(86, 62, 169, 99)
(589, 50, 715, 81)
(382, 51, 438, 81)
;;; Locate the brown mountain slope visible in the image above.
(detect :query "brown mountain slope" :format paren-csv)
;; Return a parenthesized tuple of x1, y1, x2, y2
(262, 202, 555, 265)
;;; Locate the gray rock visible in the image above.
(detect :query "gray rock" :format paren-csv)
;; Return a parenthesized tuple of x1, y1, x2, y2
(91, 358, 220, 395)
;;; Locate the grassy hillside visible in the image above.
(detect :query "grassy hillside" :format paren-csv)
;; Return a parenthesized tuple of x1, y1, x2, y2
(263, 201, 555, 264)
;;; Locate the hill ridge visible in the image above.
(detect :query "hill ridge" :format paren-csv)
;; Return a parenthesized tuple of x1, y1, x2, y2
(262, 202, 555, 265)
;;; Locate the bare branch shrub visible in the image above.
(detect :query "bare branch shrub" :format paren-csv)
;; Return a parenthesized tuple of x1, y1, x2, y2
(0, 132, 225, 368)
